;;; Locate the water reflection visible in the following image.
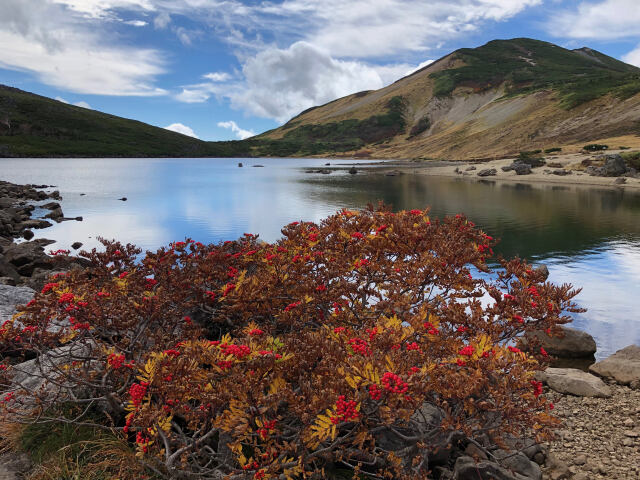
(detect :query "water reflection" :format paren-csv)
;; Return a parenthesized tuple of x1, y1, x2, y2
(1, 158, 639, 358)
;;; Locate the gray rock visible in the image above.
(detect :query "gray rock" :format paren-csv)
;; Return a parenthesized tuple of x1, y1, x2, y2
(44, 206, 63, 222)
(465, 166, 477, 171)
(501, 165, 514, 172)
(614, 177, 626, 184)
(0, 453, 32, 480)
(0, 284, 35, 323)
(552, 169, 571, 176)
(495, 450, 542, 480)
(477, 168, 497, 177)
(514, 163, 532, 175)
(536, 368, 612, 397)
(520, 326, 596, 358)
(71, 242, 83, 250)
(589, 345, 640, 387)
(348, 166, 358, 175)
(587, 154, 627, 177)
(22, 229, 34, 240)
(453, 456, 522, 480)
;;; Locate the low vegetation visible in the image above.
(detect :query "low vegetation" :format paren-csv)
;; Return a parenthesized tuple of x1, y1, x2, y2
(621, 150, 640, 169)
(429, 38, 640, 109)
(583, 144, 609, 152)
(1, 207, 582, 479)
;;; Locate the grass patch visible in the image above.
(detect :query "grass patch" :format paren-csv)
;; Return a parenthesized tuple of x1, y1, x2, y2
(583, 144, 609, 151)
(0, 405, 153, 480)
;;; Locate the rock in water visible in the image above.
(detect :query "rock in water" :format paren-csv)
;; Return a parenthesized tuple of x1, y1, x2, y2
(348, 166, 357, 175)
(536, 368, 612, 397)
(521, 326, 596, 358)
(238, 162, 243, 167)
(71, 242, 83, 250)
(589, 345, 640, 388)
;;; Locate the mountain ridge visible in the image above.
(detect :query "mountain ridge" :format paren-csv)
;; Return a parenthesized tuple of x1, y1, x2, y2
(2, 38, 640, 159)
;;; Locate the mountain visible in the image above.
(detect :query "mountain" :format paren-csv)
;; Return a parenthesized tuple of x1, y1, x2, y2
(260, 38, 640, 159)
(0, 85, 251, 158)
(2, 38, 640, 159)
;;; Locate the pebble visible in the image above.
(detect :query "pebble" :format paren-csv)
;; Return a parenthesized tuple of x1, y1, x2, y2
(543, 384, 640, 479)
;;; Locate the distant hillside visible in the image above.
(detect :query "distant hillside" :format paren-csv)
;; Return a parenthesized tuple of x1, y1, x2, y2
(0, 85, 251, 158)
(260, 38, 640, 159)
(3, 38, 640, 160)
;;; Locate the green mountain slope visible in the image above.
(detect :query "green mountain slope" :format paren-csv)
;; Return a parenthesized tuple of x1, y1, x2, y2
(261, 38, 640, 159)
(0, 85, 250, 157)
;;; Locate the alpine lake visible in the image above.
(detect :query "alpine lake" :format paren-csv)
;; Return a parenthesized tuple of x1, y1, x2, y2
(2, 157, 639, 359)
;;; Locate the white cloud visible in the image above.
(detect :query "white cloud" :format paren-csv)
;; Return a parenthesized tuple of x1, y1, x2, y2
(55, 96, 93, 108)
(153, 11, 171, 29)
(546, 0, 640, 40)
(175, 86, 212, 103)
(164, 122, 199, 138)
(217, 120, 254, 140)
(622, 45, 640, 67)
(0, 0, 167, 96)
(50, 0, 156, 18)
(203, 71, 232, 82)
(124, 19, 148, 27)
(222, 42, 436, 122)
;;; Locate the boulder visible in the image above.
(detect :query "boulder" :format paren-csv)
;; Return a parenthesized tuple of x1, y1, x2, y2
(71, 241, 83, 250)
(44, 206, 63, 222)
(536, 368, 611, 397)
(520, 326, 596, 358)
(477, 169, 497, 177)
(514, 163, 532, 175)
(516, 156, 545, 168)
(589, 345, 640, 388)
(0, 284, 35, 323)
(587, 154, 627, 177)
(494, 450, 542, 480)
(552, 169, 571, 176)
(614, 177, 626, 184)
(348, 166, 358, 175)
(501, 165, 514, 172)
(453, 456, 524, 480)
(465, 166, 477, 171)
(6, 341, 94, 402)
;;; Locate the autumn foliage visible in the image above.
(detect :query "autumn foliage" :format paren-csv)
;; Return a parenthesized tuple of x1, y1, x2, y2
(0, 206, 582, 479)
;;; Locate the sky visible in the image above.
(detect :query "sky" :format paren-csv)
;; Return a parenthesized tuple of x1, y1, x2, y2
(1, 0, 640, 142)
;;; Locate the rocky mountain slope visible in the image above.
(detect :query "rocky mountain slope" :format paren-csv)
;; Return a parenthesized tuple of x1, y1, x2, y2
(260, 38, 640, 159)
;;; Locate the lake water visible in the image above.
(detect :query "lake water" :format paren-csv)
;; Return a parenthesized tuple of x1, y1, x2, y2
(2, 157, 639, 359)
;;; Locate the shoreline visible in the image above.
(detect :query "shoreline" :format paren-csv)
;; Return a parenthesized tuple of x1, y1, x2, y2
(353, 151, 640, 191)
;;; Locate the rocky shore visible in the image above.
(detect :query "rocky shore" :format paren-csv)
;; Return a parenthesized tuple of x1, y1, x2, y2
(0, 180, 89, 289)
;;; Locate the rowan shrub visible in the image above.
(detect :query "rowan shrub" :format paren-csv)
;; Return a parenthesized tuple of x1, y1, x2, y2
(0, 206, 582, 479)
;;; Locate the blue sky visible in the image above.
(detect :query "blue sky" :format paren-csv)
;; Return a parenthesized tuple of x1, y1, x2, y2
(1, 0, 639, 141)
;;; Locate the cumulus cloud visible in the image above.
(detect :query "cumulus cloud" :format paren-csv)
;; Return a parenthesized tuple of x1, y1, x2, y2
(622, 45, 640, 67)
(546, 0, 640, 40)
(220, 42, 434, 122)
(164, 122, 199, 138)
(0, 0, 167, 96)
(55, 96, 93, 108)
(217, 120, 254, 140)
